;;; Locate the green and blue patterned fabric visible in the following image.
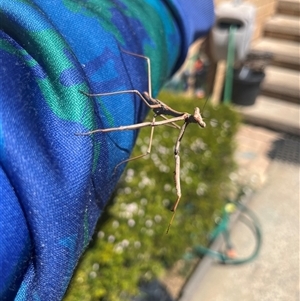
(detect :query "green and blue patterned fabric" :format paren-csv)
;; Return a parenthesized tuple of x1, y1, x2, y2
(0, 0, 214, 300)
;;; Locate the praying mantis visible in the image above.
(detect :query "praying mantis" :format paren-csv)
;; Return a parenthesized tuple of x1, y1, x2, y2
(78, 49, 206, 233)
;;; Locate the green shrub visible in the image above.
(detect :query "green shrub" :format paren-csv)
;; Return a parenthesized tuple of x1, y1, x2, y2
(64, 91, 240, 301)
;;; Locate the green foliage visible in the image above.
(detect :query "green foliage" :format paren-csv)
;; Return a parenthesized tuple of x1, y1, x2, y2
(64, 92, 241, 301)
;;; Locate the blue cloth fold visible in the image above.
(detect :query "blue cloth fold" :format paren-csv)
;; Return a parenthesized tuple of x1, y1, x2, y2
(0, 1, 214, 300)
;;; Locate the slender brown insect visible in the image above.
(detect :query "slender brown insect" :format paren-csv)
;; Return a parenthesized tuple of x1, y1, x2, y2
(77, 49, 206, 233)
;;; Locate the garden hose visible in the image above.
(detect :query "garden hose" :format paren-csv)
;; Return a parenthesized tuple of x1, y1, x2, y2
(223, 25, 237, 104)
(187, 200, 262, 265)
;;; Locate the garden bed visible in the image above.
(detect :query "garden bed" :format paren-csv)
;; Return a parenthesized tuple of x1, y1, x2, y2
(64, 92, 241, 301)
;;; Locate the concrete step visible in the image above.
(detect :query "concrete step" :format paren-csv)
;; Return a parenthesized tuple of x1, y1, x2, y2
(236, 96, 300, 136)
(277, 0, 300, 17)
(260, 66, 300, 103)
(252, 38, 300, 70)
(264, 15, 300, 42)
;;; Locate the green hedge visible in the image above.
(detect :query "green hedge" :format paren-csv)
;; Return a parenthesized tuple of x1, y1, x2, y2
(64, 92, 240, 301)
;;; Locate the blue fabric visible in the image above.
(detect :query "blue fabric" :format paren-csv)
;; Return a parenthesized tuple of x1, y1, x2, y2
(0, 0, 214, 300)
(166, 0, 215, 69)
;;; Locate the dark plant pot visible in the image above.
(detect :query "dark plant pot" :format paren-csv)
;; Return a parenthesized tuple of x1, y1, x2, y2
(231, 68, 265, 106)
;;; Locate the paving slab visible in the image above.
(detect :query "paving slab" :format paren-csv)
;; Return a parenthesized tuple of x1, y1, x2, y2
(234, 125, 281, 188)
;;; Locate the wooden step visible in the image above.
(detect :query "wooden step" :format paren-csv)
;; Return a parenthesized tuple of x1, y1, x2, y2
(236, 96, 300, 136)
(277, 0, 300, 17)
(261, 66, 300, 103)
(264, 15, 300, 42)
(252, 38, 300, 70)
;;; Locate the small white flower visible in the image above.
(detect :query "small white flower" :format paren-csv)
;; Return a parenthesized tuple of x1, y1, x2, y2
(112, 221, 119, 228)
(151, 153, 159, 161)
(139, 176, 152, 188)
(145, 220, 153, 228)
(191, 138, 207, 152)
(126, 202, 138, 213)
(134, 241, 141, 249)
(138, 209, 145, 216)
(159, 165, 170, 173)
(196, 183, 207, 196)
(223, 120, 231, 129)
(120, 203, 126, 210)
(124, 187, 132, 194)
(140, 145, 148, 154)
(185, 177, 193, 184)
(121, 239, 130, 248)
(140, 198, 147, 206)
(89, 271, 97, 279)
(108, 235, 115, 243)
(92, 263, 99, 271)
(127, 169, 134, 177)
(97, 231, 105, 239)
(210, 119, 218, 127)
(114, 244, 123, 254)
(119, 211, 132, 219)
(154, 215, 162, 223)
(164, 184, 172, 191)
(157, 145, 169, 155)
(204, 150, 211, 158)
(128, 219, 136, 227)
(147, 229, 154, 236)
